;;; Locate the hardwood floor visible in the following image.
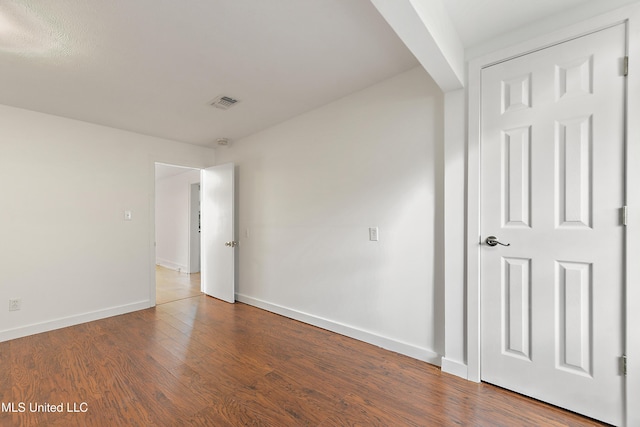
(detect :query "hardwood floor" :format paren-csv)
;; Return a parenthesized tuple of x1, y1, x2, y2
(156, 265, 202, 305)
(0, 296, 605, 426)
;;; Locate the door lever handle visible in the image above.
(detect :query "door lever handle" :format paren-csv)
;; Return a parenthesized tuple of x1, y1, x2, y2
(485, 236, 510, 247)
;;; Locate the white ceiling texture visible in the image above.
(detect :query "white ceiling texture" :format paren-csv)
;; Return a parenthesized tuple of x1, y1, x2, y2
(0, 0, 635, 147)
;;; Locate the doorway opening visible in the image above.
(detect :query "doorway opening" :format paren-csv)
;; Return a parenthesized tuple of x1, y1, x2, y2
(155, 163, 203, 304)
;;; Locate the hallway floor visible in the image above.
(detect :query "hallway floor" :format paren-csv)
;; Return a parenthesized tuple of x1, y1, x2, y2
(156, 265, 201, 304)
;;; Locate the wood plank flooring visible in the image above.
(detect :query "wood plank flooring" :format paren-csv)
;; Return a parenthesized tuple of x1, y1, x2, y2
(0, 295, 606, 426)
(156, 265, 202, 305)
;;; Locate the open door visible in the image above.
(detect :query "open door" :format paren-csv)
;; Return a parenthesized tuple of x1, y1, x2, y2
(201, 163, 236, 303)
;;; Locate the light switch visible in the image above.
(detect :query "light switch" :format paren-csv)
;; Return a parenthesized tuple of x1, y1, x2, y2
(369, 227, 379, 241)
(124, 210, 132, 221)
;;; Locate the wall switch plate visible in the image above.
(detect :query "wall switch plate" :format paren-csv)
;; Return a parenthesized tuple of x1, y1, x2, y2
(124, 210, 132, 221)
(369, 227, 379, 241)
(9, 298, 21, 311)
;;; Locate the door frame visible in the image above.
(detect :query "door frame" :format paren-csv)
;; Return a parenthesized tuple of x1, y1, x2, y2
(148, 159, 213, 306)
(188, 182, 201, 275)
(466, 4, 640, 425)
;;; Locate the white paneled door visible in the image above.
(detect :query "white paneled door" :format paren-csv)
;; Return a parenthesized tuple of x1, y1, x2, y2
(201, 163, 236, 303)
(480, 25, 626, 425)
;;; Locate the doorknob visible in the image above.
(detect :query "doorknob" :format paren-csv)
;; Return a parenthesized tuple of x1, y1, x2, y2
(225, 241, 238, 247)
(485, 236, 510, 247)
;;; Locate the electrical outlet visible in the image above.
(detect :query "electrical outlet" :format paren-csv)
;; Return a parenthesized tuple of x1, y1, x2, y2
(9, 298, 21, 311)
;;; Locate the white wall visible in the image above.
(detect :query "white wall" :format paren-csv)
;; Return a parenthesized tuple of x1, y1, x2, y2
(155, 169, 200, 272)
(441, 88, 467, 378)
(216, 67, 445, 363)
(0, 104, 215, 342)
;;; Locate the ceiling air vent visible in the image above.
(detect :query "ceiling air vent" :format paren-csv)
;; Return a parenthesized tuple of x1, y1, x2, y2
(210, 95, 240, 110)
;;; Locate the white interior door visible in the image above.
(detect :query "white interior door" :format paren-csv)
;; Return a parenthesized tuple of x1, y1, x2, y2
(480, 25, 626, 425)
(201, 163, 236, 303)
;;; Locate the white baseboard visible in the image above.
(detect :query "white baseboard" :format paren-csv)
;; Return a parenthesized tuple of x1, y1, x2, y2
(236, 293, 442, 366)
(156, 259, 187, 272)
(441, 357, 469, 379)
(0, 300, 153, 343)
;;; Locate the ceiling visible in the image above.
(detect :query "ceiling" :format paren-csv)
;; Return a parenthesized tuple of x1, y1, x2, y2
(443, 0, 594, 47)
(0, 0, 632, 147)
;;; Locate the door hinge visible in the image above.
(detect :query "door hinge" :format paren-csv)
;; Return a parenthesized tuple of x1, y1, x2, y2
(622, 206, 628, 226)
(621, 355, 627, 376)
(624, 56, 629, 76)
